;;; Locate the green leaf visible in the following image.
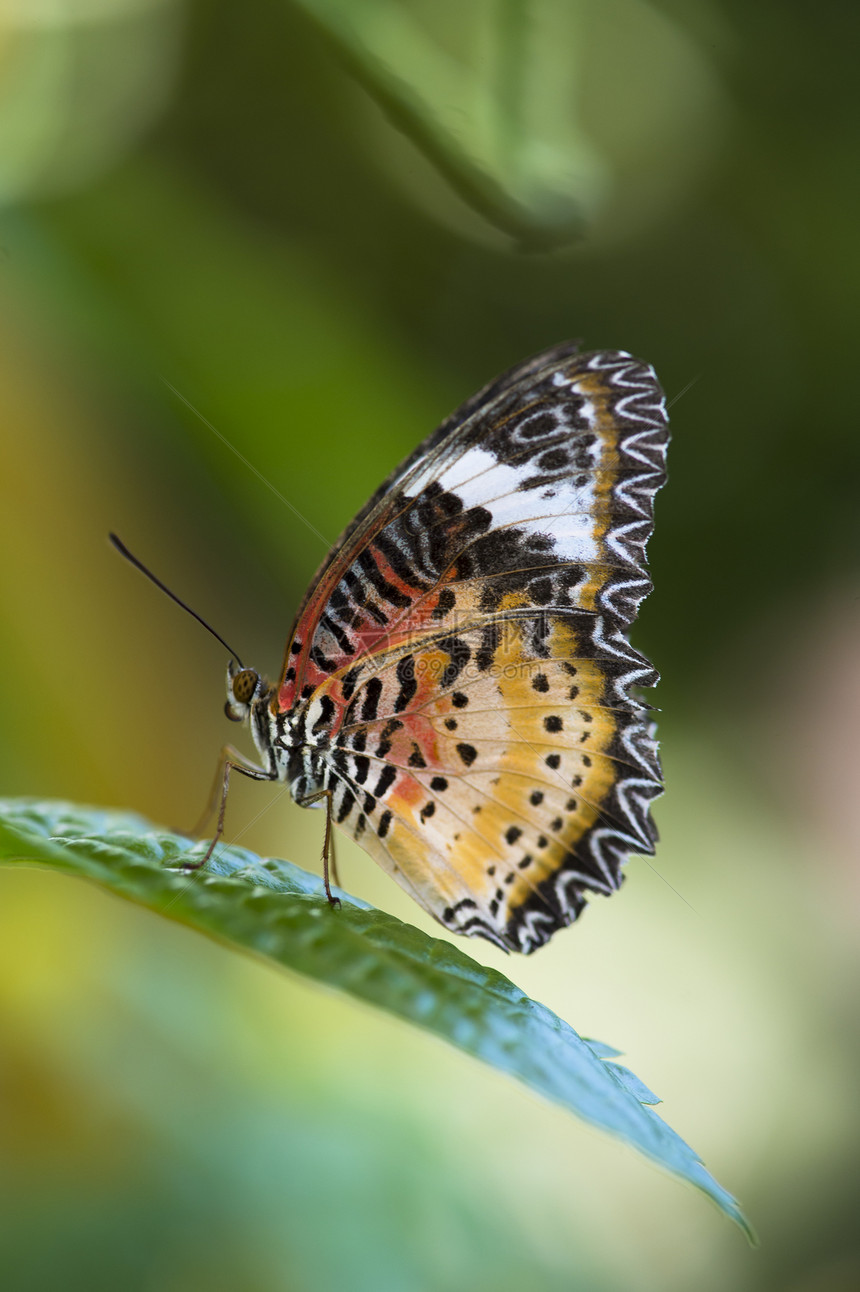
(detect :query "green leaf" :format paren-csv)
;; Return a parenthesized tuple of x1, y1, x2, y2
(289, 0, 605, 248)
(0, 796, 754, 1241)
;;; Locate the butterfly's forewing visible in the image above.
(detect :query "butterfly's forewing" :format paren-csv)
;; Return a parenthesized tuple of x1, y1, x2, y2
(284, 340, 583, 652)
(277, 345, 668, 952)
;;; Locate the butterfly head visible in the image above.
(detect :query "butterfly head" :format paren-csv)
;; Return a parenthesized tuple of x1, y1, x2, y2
(224, 660, 265, 724)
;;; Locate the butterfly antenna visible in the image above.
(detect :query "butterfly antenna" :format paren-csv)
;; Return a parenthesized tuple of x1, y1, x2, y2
(109, 532, 245, 667)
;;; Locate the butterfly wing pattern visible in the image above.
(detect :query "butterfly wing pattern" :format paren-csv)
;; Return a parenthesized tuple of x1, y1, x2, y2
(270, 343, 669, 953)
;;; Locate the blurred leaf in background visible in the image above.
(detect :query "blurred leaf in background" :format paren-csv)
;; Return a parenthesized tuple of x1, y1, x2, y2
(1, 1, 860, 1290)
(0, 0, 185, 205)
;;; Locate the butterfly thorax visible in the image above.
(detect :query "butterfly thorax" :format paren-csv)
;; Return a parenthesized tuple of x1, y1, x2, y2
(267, 695, 335, 805)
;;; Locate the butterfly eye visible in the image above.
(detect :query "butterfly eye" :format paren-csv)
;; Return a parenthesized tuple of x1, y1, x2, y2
(231, 668, 259, 704)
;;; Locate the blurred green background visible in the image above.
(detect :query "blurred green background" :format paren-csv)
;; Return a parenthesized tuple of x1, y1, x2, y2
(1, 1, 859, 1288)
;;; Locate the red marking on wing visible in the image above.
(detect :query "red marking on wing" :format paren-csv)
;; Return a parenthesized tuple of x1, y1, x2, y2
(387, 768, 426, 811)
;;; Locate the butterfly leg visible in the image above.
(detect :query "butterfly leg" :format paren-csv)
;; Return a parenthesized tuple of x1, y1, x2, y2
(297, 789, 341, 909)
(329, 826, 340, 891)
(183, 745, 274, 872)
(188, 744, 265, 838)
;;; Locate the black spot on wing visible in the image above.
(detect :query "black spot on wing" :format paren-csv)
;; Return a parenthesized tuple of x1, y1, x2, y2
(312, 694, 336, 734)
(475, 623, 500, 672)
(434, 587, 456, 617)
(361, 676, 383, 722)
(529, 578, 553, 606)
(438, 635, 471, 688)
(374, 765, 397, 798)
(374, 717, 403, 760)
(336, 789, 355, 824)
(341, 666, 361, 702)
(394, 655, 418, 713)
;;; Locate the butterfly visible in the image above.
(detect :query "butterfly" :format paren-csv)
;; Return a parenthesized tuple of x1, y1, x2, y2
(116, 342, 668, 953)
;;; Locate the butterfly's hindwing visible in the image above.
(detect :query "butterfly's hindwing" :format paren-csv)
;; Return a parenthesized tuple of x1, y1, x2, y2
(272, 345, 668, 952)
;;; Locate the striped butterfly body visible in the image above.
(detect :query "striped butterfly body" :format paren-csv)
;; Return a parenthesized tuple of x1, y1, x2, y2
(228, 343, 669, 953)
